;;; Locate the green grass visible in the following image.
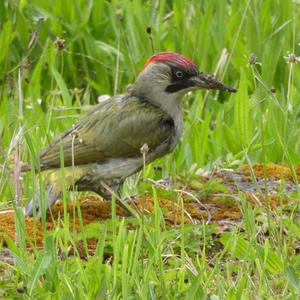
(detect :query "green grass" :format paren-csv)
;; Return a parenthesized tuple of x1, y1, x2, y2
(1, 0, 300, 298)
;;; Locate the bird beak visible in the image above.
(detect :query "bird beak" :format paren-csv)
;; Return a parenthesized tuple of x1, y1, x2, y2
(191, 73, 237, 93)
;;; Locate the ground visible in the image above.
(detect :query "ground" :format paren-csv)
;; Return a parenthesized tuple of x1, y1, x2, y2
(1, 163, 299, 258)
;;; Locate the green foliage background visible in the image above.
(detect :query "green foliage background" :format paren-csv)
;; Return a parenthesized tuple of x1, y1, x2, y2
(1, 0, 299, 171)
(0, 0, 300, 298)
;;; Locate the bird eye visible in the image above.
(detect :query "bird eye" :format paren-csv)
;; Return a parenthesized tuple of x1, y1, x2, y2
(175, 71, 183, 78)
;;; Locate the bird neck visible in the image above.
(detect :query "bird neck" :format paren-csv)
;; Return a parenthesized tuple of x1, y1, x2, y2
(130, 85, 183, 136)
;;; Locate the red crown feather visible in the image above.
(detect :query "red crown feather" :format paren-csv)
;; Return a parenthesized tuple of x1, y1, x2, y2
(142, 52, 197, 71)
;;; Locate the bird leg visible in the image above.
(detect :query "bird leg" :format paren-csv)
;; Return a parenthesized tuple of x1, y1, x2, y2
(99, 180, 133, 216)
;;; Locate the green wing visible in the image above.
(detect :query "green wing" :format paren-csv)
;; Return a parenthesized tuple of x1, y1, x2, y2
(40, 96, 174, 170)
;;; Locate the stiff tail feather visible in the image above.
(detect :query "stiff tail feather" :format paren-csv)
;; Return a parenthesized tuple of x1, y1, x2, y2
(25, 184, 61, 218)
(25, 167, 89, 218)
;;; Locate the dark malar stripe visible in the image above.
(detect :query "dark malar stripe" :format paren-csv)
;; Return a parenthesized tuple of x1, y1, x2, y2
(165, 80, 195, 93)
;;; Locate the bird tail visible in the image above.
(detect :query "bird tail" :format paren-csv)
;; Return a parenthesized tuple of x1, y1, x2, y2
(25, 169, 65, 218)
(25, 166, 89, 218)
(25, 178, 61, 218)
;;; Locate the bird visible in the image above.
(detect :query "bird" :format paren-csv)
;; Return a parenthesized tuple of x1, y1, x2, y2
(24, 52, 236, 217)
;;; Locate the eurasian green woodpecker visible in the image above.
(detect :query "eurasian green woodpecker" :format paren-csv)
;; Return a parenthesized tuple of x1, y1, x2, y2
(25, 52, 236, 217)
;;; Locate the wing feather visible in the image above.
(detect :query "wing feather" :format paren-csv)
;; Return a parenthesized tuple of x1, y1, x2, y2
(40, 95, 175, 170)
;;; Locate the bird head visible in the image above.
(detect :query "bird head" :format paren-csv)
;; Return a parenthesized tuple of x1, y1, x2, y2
(131, 52, 236, 120)
(135, 52, 236, 97)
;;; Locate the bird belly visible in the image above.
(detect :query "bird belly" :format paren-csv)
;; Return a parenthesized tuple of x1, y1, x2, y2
(73, 157, 144, 193)
(63, 132, 178, 196)
(88, 157, 144, 180)
(76, 134, 178, 188)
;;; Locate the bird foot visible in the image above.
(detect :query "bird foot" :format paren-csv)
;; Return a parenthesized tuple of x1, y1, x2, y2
(115, 198, 133, 217)
(123, 194, 138, 205)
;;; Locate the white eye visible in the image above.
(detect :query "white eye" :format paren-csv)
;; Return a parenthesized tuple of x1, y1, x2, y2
(175, 71, 183, 78)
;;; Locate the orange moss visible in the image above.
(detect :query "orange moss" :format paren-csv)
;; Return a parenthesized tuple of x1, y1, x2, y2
(0, 195, 129, 256)
(0, 194, 287, 248)
(241, 163, 300, 181)
(0, 163, 296, 257)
